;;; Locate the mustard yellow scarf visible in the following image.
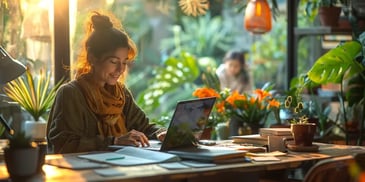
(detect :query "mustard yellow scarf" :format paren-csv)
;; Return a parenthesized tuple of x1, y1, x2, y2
(76, 74, 127, 137)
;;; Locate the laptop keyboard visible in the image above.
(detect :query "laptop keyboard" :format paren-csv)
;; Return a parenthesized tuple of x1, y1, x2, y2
(141, 140, 162, 151)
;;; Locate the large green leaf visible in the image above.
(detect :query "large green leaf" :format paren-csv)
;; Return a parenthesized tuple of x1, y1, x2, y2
(307, 41, 363, 84)
(137, 52, 200, 113)
(346, 71, 365, 107)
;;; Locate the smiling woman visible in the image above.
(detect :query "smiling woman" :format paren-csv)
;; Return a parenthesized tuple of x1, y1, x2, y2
(46, 11, 166, 154)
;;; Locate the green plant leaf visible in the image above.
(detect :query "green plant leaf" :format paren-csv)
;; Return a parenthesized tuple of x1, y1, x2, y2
(346, 71, 365, 107)
(3, 69, 64, 121)
(8, 131, 35, 149)
(307, 41, 363, 84)
(137, 52, 200, 113)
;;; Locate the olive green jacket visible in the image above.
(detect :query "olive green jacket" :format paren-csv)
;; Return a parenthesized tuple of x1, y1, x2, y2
(47, 80, 160, 154)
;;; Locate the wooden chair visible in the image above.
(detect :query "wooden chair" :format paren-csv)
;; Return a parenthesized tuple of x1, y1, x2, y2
(303, 155, 355, 182)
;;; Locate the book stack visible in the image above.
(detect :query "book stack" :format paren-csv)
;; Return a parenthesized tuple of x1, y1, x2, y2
(231, 134, 268, 146)
(259, 128, 292, 137)
(259, 128, 293, 152)
(231, 128, 293, 147)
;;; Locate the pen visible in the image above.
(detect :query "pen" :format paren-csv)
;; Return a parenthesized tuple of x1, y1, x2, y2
(106, 156, 125, 161)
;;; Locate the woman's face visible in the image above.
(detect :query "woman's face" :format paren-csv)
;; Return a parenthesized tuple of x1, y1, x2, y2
(91, 47, 129, 87)
(225, 59, 242, 76)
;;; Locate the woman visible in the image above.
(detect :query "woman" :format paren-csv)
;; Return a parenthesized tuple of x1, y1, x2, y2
(216, 50, 253, 93)
(216, 50, 254, 136)
(47, 11, 165, 154)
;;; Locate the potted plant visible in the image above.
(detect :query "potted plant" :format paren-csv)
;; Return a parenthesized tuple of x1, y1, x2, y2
(3, 131, 39, 178)
(307, 32, 365, 144)
(224, 82, 280, 135)
(284, 96, 317, 147)
(3, 68, 63, 141)
(302, 0, 344, 26)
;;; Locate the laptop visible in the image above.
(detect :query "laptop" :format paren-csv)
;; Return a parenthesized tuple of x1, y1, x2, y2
(149, 97, 246, 163)
(108, 97, 216, 151)
(148, 97, 217, 151)
(110, 97, 246, 162)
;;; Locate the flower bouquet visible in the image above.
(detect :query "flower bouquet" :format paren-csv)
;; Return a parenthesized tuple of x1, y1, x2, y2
(225, 84, 280, 127)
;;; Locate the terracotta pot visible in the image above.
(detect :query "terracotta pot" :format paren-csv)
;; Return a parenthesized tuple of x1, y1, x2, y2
(318, 6, 342, 27)
(291, 123, 316, 146)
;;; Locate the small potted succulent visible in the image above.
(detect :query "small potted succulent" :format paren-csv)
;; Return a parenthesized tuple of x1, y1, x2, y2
(3, 131, 39, 178)
(284, 96, 317, 149)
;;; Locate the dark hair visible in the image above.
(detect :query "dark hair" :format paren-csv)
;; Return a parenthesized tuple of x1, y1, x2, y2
(223, 50, 245, 65)
(86, 13, 129, 58)
(75, 11, 137, 78)
(223, 50, 250, 83)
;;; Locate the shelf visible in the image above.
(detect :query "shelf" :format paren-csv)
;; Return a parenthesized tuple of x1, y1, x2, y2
(295, 26, 352, 37)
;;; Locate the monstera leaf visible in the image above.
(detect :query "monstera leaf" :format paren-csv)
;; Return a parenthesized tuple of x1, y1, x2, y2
(137, 52, 200, 112)
(307, 41, 363, 84)
(346, 71, 365, 107)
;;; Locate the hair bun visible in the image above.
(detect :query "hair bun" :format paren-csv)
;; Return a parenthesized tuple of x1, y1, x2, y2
(91, 14, 113, 31)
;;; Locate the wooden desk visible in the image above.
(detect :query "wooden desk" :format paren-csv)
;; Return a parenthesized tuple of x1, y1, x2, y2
(1, 142, 364, 182)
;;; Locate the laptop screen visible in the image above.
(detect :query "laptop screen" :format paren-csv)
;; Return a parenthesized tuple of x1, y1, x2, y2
(160, 97, 216, 151)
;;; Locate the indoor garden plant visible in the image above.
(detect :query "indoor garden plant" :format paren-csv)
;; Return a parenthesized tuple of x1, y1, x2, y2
(301, 0, 345, 26)
(4, 131, 39, 178)
(307, 32, 365, 145)
(225, 83, 280, 134)
(284, 95, 317, 148)
(3, 68, 63, 141)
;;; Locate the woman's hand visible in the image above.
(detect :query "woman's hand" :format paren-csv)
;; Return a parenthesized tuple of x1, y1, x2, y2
(156, 131, 166, 142)
(114, 129, 150, 147)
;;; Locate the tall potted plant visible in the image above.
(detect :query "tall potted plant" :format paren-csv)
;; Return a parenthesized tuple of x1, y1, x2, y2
(3, 69, 63, 141)
(307, 34, 365, 144)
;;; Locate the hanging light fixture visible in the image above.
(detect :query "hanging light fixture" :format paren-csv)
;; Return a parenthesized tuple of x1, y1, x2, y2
(244, 0, 272, 34)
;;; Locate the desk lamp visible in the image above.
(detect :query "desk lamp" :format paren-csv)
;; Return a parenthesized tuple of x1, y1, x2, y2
(0, 46, 26, 136)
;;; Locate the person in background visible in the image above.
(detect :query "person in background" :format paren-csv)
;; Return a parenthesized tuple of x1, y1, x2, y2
(47, 11, 165, 154)
(216, 50, 254, 136)
(216, 50, 253, 93)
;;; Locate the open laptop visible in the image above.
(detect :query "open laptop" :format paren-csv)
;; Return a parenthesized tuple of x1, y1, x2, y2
(148, 97, 217, 151)
(108, 97, 216, 151)
(109, 97, 246, 162)
(147, 97, 246, 163)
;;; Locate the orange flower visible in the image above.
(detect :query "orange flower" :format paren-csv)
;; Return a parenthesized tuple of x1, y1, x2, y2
(193, 86, 278, 127)
(226, 91, 246, 107)
(192, 87, 220, 98)
(268, 99, 280, 109)
(254, 89, 271, 101)
(215, 101, 225, 113)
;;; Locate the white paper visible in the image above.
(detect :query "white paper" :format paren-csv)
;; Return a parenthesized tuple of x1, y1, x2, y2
(251, 156, 281, 162)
